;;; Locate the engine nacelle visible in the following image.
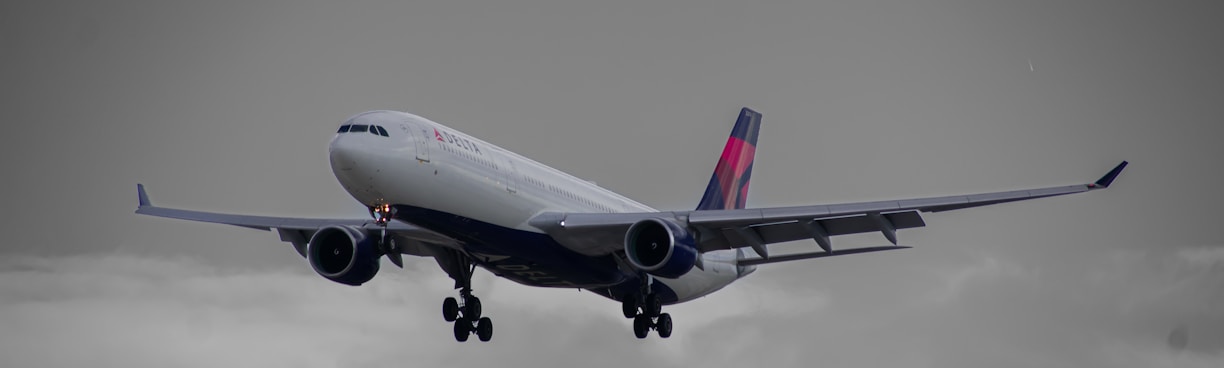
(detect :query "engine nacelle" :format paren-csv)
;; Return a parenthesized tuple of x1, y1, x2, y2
(307, 225, 381, 286)
(623, 218, 698, 279)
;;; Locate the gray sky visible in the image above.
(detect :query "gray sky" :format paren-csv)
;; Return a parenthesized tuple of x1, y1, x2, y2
(2, 1, 1222, 367)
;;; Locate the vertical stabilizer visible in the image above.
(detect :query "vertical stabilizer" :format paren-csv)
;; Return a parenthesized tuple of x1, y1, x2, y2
(696, 108, 762, 211)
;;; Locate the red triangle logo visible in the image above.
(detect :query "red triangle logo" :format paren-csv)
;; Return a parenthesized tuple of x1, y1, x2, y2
(434, 128, 444, 142)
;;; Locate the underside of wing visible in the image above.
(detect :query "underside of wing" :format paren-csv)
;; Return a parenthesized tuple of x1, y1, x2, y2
(135, 184, 458, 257)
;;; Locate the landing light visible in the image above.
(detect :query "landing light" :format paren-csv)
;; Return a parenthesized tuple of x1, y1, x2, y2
(373, 204, 392, 225)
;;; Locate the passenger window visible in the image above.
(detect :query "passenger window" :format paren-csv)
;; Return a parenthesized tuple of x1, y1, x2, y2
(338, 125, 351, 133)
(351, 124, 368, 133)
(376, 126, 389, 137)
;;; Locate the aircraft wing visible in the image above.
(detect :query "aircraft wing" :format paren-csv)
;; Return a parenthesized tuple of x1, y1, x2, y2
(531, 161, 1127, 259)
(134, 184, 458, 258)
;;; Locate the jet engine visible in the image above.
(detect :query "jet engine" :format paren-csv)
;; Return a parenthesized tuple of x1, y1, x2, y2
(623, 218, 698, 278)
(307, 225, 381, 286)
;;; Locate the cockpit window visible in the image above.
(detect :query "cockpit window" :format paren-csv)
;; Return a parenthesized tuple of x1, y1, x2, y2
(337, 123, 389, 137)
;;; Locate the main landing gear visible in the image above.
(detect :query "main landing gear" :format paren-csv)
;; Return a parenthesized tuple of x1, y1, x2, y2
(444, 289, 492, 342)
(439, 253, 493, 342)
(622, 277, 673, 339)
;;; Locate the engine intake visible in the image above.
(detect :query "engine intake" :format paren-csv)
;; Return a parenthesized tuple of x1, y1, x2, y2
(307, 225, 381, 286)
(624, 218, 698, 278)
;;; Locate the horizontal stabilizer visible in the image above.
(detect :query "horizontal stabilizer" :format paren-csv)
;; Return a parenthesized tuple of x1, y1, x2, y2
(737, 246, 910, 266)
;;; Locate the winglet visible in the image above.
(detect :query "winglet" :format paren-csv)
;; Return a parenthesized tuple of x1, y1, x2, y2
(1089, 161, 1128, 189)
(137, 183, 152, 208)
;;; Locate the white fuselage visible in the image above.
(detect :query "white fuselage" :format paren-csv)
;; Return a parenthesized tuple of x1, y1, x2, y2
(327, 110, 743, 304)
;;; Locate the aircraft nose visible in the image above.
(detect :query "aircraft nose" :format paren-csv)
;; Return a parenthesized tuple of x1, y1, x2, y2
(331, 110, 399, 175)
(329, 134, 361, 171)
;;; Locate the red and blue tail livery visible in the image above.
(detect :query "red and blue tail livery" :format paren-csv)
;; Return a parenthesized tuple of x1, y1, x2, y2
(697, 107, 762, 211)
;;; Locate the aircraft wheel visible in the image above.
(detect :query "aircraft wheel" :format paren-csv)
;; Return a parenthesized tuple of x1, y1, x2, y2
(656, 313, 673, 338)
(633, 314, 650, 339)
(621, 295, 638, 319)
(465, 296, 482, 320)
(454, 317, 471, 342)
(476, 317, 493, 342)
(443, 297, 459, 322)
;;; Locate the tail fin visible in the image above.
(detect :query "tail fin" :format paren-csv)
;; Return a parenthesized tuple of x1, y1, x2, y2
(696, 108, 762, 211)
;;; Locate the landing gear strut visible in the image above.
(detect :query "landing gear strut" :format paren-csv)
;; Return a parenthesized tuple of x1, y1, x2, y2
(440, 253, 493, 342)
(623, 275, 673, 338)
(370, 204, 403, 268)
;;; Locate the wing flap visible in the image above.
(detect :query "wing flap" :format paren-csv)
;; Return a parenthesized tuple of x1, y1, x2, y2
(715, 211, 924, 251)
(737, 246, 911, 266)
(822, 211, 925, 236)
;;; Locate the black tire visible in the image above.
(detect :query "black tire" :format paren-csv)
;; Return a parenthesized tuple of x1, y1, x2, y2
(443, 297, 459, 322)
(454, 317, 470, 342)
(656, 313, 673, 338)
(645, 294, 662, 317)
(621, 295, 638, 319)
(633, 314, 650, 339)
(476, 317, 493, 342)
(465, 296, 482, 320)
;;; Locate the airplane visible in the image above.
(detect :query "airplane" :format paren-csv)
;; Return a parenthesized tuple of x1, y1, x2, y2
(136, 108, 1127, 341)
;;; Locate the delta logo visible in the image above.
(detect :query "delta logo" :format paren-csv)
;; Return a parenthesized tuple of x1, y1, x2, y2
(435, 128, 483, 154)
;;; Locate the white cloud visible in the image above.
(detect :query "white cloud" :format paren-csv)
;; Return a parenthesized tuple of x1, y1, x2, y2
(2, 244, 1222, 368)
(0, 255, 449, 368)
(1100, 339, 1224, 368)
(922, 255, 1035, 304)
(0, 253, 762, 368)
(1175, 246, 1224, 269)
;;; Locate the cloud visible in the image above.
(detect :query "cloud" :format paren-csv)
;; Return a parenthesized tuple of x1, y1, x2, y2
(0, 253, 769, 368)
(923, 255, 1036, 304)
(910, 245, 1224, 367)
(1176, 247, 1224, 269)
(2, 245, 1222, 368)
(0, 254, 445, 367)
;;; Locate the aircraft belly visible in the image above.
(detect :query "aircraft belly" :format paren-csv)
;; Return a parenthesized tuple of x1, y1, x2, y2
(392, 204, 627, 288)
(477, 257, 606, 288)
(374, 125, 721, 302)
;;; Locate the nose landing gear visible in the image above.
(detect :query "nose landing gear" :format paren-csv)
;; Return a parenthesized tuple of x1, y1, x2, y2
(370, 204, 403, 268)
